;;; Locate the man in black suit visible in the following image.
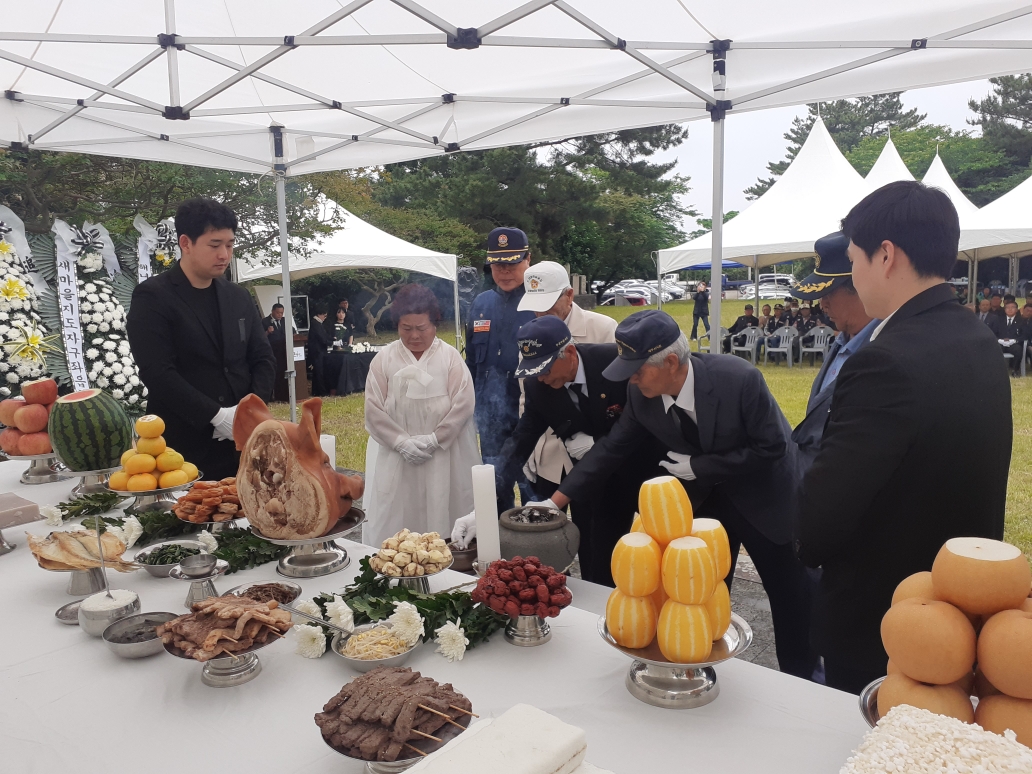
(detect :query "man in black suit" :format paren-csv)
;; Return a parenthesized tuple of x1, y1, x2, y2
(493, 316, 659, 585)
(997, 299, 1026, 375)
(797, 181, 1012, 695)
(263, 303, 287, 342)
(307, 306, 332, 395)
(127, 198, 275, 479)
(722, 304, 760, 352)
(543, 310, 816, 679)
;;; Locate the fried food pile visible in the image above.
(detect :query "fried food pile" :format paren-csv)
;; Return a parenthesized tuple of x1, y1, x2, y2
(370, 529, 452, 577)
(27, 529, 136, 572)
(174, 477, 241, 523)
(156, 594, 292, 661)
(316, 666, 471, 762)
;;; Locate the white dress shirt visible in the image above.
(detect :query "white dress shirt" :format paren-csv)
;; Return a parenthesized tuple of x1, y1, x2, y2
(565, 356, 588, 401)
(661, 357, 697, 423)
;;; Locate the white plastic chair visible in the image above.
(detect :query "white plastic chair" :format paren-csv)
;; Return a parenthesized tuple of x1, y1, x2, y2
(799, 326, 834, 366)
(764, 326, 798, 367)
(700, 327, 728, 353)
(731, 326, 763, 365)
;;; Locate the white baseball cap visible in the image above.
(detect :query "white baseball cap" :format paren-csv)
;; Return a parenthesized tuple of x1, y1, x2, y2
(518, 261, 571, 312)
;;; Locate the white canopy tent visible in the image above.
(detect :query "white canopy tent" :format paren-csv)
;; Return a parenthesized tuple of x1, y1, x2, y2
(657, 118, 868, 286)
(4, 1, 1032, 410)
(237, 203, 460, 347)
(863, 135, 915, 190)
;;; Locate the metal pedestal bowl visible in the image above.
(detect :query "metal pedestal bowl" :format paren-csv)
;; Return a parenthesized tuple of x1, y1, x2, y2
(505, 614, 551, 646)
(169, 558, 229, 609)
(322, 708, 470, 773)
(859, 677, 884, 728)
(0, 531, 16, 555)
(373, 557, 454, 596)
(248, 508, 364, 578)
(163, 631, 280, 688)
(598, 612, 753, 709)
(66, 466, 120, 498)
(57, 566, 108, 596)
(105, 471, 202, 516)
(7, 453, 66, 484)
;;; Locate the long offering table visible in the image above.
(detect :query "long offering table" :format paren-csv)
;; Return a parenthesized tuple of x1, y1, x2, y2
(0, 460, 868, 773)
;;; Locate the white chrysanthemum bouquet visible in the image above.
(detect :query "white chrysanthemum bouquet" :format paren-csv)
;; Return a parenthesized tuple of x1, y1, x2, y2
(0, 237, 51, 398)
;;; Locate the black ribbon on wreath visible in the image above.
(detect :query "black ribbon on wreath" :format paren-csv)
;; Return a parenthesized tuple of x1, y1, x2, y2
(0, 221, 12, 238)
(154, 220, 177, 254)
(69, 225, 104, 257)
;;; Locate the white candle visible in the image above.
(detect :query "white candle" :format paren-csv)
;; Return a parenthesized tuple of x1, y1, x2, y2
(471, 464, 501, 565)
(320, 434, 336, 470)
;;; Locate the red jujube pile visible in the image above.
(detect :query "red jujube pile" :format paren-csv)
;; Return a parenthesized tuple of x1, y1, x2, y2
(472, 556, 573, 619)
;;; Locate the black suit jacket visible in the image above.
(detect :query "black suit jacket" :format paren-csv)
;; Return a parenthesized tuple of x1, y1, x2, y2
(126, 264, 275, 478)
(307, 318, 332, 359)
(729, 315, 760, 335)
(263, 315, 287, 341)
(997, 315, 1026, 342)
(499, 344, 627, 483)
(557, 352, 797, 544)
(797, 283, 1011, 672)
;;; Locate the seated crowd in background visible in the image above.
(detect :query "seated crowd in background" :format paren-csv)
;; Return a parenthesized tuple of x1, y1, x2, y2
(722, 297, 830, 359)
(972, 293, 1032, 376)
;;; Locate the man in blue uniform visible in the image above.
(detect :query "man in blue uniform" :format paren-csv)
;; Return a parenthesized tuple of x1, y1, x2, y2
(466, 227, 536, 512)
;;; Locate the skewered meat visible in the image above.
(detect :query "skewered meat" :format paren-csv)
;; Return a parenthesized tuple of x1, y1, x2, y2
(233, 394, 364, 540)
(316, 667, 472, 762)
(156, 594, 291, 661)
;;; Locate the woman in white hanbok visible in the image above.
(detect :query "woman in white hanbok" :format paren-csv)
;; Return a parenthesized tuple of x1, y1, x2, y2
(363, 284, 480, 546)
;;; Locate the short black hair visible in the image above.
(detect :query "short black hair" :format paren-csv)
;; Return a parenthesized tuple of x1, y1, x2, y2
(1004, 294, 1016, 302)
(1005, 299, 1019, 308)
(271, 303, 284, 311)
(744, 304, 753, 310)
(841, 181, 959, 279)
(175, 197, 238, 243)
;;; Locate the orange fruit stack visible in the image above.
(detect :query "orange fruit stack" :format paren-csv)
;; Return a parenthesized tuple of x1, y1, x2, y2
(108, 414, 198, 492)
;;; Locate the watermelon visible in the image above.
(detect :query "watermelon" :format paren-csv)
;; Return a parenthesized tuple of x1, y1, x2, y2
(48, 389, 133, 472)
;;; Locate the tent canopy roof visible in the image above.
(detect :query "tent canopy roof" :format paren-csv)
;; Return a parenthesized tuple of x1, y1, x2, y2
(659, 118, 867, 272)
(864, 136, 914, 191)
(238, 203, 456, 282)
(3, 1, 1032, 174)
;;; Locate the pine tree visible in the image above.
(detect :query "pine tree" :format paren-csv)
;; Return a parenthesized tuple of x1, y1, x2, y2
(745, 94, 925, 199)
(968, 75, 1032, 192)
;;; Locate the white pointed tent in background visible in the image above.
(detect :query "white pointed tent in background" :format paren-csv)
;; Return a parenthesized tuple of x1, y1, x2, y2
(238, 203, 460, 346)
(923, 153, 980, 222)
(659, 118, 866, 278)
(864, 136, 915, 191)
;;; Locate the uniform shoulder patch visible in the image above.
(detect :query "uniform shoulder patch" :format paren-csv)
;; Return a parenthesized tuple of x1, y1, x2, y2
(473, 319, 491, 333)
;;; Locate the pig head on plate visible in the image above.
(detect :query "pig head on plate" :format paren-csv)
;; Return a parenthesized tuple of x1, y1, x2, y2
(233, 394, 364, 540)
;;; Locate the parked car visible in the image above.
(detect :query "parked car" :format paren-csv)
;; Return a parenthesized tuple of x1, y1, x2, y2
(739, 283, 792, 300)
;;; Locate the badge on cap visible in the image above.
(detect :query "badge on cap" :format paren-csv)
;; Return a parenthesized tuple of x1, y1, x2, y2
(498, 234, 508, 247)
(529, 277, 540, 290)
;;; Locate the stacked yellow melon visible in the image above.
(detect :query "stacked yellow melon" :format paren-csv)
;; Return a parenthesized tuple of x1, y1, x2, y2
(879, 537, 1032, 748)
(607, 476, 733, 663)
(108, 414, 199, 492)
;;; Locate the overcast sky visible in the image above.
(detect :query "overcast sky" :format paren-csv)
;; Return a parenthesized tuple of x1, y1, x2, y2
(657, 79, 997, 236)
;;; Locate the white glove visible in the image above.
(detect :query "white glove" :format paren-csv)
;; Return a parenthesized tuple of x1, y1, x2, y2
(527, 498, 557, 511)
(211, 405, 237, 441)
(451, 512, 477, 549)
(564, 432, 595, 460)
(659, 451, 696, 481)
(411, 433, 439, 454)
(395, 438, 432, 466)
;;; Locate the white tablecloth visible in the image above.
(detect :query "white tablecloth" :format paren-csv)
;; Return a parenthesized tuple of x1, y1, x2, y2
(0, 460, 868, 774)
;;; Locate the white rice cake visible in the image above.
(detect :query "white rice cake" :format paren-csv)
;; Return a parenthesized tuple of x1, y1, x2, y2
(841, 704, 1032, 773)
(415, 703, 587, 774)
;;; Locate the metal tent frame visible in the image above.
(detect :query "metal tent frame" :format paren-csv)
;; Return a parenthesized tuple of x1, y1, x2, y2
(4, 1, 1032, 402)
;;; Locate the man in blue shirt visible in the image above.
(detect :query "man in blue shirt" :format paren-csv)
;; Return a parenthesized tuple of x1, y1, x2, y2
(790, 232, 879, 474)
(466, 227, 536, 512)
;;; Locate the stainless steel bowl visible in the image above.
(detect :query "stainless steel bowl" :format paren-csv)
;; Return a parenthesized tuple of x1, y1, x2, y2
(77, 592, 142, 636)
(330, 622, 417, 672)
(134, 540, 207, 578)
(859, 676, 884, 728)
(179, 553, 218, 578)
(224, 580, 302, 604)
(102, 611, 177, 658)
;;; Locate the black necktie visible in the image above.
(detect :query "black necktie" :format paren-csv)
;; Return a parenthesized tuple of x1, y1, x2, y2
(572, 384, 590, 419)
(671, 404, 701, 449)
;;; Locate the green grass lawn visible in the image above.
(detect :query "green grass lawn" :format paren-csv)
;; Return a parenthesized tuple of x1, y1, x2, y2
(273, 297, 1032, 555)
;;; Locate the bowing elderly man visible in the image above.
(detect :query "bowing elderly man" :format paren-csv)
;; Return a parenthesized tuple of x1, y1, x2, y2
(454, 315, 657, 585)
(516, 261, 616, 502)
(539, 310, 817, 678)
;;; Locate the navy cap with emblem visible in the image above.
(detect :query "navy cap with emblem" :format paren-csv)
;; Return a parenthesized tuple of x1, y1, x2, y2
(792, 231, 852, 300)
(514, 315, 573, 378)
(603, 309, 682, 382)
(485, 227, 530, 265)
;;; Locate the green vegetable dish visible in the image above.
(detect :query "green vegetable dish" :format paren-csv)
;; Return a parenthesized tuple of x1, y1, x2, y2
(140, 544, 201, 566)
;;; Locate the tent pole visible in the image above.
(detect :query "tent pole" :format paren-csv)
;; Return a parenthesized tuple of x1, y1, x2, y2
(754, 257, 759, 305)
(655, 251, 662, 310)
(972, 251, 979, 302)
(272, 127, 297, 423)
(453, 274, 461, 351)
(710, 113, 725, 338)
